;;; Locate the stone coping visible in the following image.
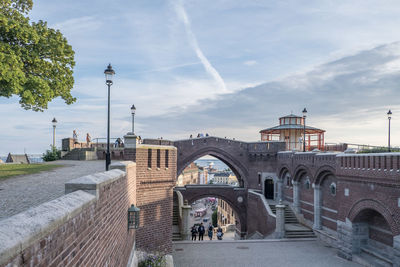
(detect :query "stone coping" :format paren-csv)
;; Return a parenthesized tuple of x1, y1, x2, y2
(65, 169, 125, 198)
(0, 190, 96, 266)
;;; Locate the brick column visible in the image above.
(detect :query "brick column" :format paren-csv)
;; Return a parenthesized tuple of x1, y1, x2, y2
(181, 203, 191, 240)
(313, 184, 321, 230)
(292, 181, 300, 214)
(275, 202, 285, 239)
(277, 179, 283, 201)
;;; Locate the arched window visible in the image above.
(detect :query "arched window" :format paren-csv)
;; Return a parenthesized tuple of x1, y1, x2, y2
(330, 183, 337, 196)
(285, 174, 291, 187)
(304, 177, 311, 190)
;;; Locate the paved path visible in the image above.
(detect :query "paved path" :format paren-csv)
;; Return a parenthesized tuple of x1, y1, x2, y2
(173, 239, 360, 267)
(0, 160, 106, 221)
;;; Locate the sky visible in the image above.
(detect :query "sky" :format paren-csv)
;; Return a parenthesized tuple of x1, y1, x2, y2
(1, 0, 400, 154)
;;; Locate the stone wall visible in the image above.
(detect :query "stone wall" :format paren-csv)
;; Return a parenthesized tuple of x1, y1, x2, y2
(0, 162, 137, 267)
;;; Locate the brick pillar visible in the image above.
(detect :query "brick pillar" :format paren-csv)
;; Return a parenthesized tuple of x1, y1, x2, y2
(313, 184, 321, 230)
(277, 180, 283, 201)
(292, 181, 300, 214)
(275, 202, 285, 239)
(181, 203, 191, 240)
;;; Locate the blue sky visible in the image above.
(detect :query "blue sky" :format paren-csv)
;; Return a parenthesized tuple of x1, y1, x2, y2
(1, 0, 400, 154)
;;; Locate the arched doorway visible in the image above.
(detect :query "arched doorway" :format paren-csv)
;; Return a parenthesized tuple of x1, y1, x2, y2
(264, 179, 274, 199)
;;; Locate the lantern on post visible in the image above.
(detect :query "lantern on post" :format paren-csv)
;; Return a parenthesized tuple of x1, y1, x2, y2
(128, 204, 140, 229)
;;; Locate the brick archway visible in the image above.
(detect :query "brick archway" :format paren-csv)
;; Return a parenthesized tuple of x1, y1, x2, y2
(174, 185, 248, 238)
(174, 137, 249, 187)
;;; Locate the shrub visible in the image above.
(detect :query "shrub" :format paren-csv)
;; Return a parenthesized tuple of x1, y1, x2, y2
(138, 254, 166, 267)
(42, 147, 61, 161)
(212, 209, 218, 227)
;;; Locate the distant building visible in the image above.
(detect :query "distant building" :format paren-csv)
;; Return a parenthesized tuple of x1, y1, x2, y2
(218, 199, 236, 227)
(198, 166, 208, 184)
(177, 162, 200, 186)
(260, 114, 325, 151)
(6, 153, 30, 164)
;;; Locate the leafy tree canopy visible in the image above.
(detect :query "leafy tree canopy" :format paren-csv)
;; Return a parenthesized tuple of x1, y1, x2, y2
(0, 0, 75, 111)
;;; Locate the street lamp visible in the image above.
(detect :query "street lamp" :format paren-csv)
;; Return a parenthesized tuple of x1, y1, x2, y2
(52, 118, 57, 149)
(128, 204, 140, 229)
(131, 104, 136, 135)
(387, 110, 392, 152)
(104, 64, 115, 171)
(302, 108, 307, 152)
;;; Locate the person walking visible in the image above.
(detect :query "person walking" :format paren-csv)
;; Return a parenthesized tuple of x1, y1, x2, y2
(198, 223, 205, 241)
(208, 223, 214, 240)
(217, 226, 223, 240)
(191, 225, 198, 241)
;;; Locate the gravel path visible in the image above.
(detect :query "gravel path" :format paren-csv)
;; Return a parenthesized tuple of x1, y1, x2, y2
(0, 160, 106, 221)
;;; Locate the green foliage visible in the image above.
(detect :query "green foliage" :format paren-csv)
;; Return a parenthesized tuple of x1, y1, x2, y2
(212, 209, 218, 227)
(138, 255, 166, 267)
(358, 147, 400, 153)
(0, 0, 75, 111)
(209, 180, 214, 184)
(42, 147, 61, 161)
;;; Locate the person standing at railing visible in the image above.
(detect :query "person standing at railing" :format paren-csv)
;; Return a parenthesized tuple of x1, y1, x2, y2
(86, 133, 91, 147)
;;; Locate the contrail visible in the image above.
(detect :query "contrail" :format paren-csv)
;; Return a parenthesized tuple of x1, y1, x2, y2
(174, 0, 228, 94)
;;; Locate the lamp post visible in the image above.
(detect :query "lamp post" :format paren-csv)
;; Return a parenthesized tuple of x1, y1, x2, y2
(52, 118, 57, 149)
(302, 108, 307, 152)
(388, 110, 392, 152)
(131, 104, 136, 135)
(104, 64, 115, 171)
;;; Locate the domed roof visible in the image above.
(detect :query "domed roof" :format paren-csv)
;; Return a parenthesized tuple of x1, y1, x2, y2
(279, 113, 302, 119)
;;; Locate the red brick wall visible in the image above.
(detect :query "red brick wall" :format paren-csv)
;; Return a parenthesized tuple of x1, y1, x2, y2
(247, 191, 276, 237)
(1, 163, 137, 267)
(124, 145, 177, 254)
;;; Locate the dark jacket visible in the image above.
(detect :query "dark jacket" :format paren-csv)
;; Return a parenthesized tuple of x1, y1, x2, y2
(198, 225, 205, 234)
(191, 227, 198, 235)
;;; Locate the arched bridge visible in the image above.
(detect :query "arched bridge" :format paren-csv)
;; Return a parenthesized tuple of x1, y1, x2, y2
(174, 136, 285, 188)
(174, 184, 248, 237)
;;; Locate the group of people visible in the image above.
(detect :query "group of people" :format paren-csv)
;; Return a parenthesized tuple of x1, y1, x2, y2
(189, 133, 209, 138)
(191, 223, 223, 241)
(72, 130, 91, 146)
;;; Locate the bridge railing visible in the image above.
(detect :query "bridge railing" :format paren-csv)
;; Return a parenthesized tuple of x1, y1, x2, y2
(337, 153, 400, 171)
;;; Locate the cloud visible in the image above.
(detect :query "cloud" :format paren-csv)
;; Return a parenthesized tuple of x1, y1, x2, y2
(139, 43, 400, 146)
(173, 0, 228, 94)
(244, 60, 257, 66)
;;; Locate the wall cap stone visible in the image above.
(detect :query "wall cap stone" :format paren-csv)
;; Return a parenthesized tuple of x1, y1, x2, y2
(0, 190, 95, 266)
(65, 169, 125, 198)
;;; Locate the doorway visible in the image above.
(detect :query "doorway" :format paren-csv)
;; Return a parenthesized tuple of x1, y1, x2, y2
(264, 179, 274, 199)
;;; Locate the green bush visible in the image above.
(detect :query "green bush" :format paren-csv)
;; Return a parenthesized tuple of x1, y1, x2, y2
(42, 147, 61, 161)
(212, 209, 218, 227)
(138, 255, 166, 267)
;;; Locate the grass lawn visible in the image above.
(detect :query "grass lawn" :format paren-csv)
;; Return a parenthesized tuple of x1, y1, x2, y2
(0, 163, 64, 180)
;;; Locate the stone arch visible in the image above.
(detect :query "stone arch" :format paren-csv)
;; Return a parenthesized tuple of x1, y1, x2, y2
(278, 165, 291, 181)
(348, 199, 399, 236)
(293, 165, 312, 182)
(180, 191, 247, 238)
(177, 147, 249, 187)
(314, 165, 336, 185)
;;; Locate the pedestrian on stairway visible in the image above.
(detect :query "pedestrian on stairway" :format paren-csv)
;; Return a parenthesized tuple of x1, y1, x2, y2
(198, 223, 205, 241)
(208, 223, 214, 240)
(191, 225, 198, 241)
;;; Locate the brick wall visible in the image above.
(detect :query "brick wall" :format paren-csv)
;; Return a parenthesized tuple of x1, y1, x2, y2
(0, 162, 136, 267)
(124, 144, 177, 254)
(247, 191, 276, 237)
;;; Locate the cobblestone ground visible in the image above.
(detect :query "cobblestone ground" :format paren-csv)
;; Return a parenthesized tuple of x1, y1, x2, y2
(0, 160, 105, 221)
(173, 239, 360, 267)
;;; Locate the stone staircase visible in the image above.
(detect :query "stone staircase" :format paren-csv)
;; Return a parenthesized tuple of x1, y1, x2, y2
(270, 204, 316, 239)
(172, 202, 182, 241)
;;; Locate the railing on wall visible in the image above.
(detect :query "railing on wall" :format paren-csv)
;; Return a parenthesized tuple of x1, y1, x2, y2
(338, 153, 400, 171)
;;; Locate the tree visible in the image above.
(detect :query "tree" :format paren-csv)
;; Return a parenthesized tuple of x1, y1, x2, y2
(0, 0, 75, 111)
(212, 209, 218, 227)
